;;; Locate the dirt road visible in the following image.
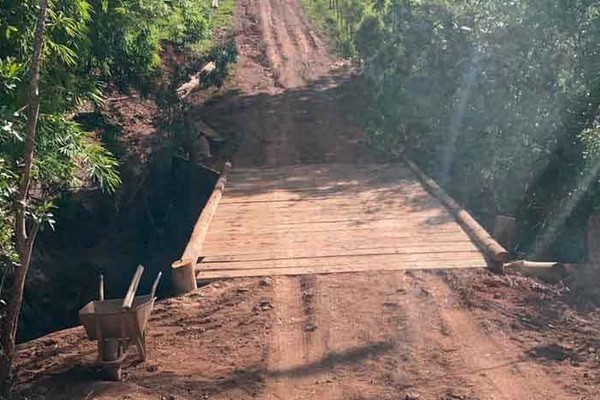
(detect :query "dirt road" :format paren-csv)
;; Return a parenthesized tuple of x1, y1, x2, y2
(13, 1, 600, 399)
(262, 271, 598, 400)
(234, 0, 331, 91)
(198, 0, 369, 167)
(15, 270, 600, 399)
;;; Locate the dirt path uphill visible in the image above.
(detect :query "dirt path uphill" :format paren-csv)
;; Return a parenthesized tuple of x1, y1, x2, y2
(195, 0, 370, 167)
(235, 0, 331, 91)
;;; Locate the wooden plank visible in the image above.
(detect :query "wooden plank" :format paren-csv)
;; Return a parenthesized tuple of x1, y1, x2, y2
(201, 241, 478, 257)
(221, 182, 421, 198)
(225, 176, 415, 194)
(220, 192, 433, 207)
(197, 259, 487, 280)
(204, 225, 464, 239)
(214, 203, 443, 217)
(224, 180, 419, 194)
(207, 220, 461, 235)
(208, 219, 455, 233)
(202, 237, 472, 253)
(227, 163, 407, 180)
(203, 246, 482, 263)
(200, 252, 486, 272)
(204, 229, 472, 242)
(221, 188, 418, 202)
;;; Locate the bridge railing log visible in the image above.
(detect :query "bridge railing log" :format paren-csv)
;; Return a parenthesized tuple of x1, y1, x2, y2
(402, 155, 508, 272)
(172, 162, 232, 294)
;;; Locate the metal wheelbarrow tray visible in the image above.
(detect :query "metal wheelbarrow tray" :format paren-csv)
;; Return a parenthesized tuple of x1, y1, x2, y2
(79, 266, 161, 380)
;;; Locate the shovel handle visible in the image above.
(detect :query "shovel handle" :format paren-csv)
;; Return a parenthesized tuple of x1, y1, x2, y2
(122, 265, 144, 309)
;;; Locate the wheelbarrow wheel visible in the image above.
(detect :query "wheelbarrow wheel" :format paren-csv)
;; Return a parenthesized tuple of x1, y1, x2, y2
(105, 365, 122, 381)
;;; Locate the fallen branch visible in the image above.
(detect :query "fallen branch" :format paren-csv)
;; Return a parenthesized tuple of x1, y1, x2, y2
(105, 95, 139, 102)
(176, 61, 216, 100)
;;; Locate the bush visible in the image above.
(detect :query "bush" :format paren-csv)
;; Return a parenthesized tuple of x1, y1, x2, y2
(354, 0, 600, 260)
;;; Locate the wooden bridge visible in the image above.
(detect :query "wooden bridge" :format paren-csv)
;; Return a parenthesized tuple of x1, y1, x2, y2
(172, 162, 503, 288)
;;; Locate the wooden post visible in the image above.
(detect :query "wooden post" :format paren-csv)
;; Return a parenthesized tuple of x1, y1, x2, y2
(587, 215, 600, 263)
(492, 215, 517, 252)
(172, 259, 197, 294)
(122, 265, 144, 309)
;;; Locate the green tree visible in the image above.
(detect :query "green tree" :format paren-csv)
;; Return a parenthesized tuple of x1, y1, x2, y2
(0, 0, 120, 386)
(1, 0, 50, 383)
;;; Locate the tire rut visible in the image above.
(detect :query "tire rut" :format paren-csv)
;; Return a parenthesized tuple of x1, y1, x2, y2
(264, 271, 583, 399)
(254, 0, 331, 89)
(401, 271, 582, 400)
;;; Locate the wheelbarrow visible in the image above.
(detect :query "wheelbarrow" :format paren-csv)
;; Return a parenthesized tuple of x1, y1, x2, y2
(79, 265, 161, 380)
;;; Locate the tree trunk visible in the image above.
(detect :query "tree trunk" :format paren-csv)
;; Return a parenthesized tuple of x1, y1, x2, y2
(0, 0, 48, 389)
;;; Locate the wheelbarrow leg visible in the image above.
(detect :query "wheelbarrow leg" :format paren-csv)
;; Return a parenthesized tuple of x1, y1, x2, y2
(105, 363, 122, 381)
(100, 339, 124, 381)
(135, 332, 146, 362)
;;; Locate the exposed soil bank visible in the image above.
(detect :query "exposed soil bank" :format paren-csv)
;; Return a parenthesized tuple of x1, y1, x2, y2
(22, 151, 218, 342)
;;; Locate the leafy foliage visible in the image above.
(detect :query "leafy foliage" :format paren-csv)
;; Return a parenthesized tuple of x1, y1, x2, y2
(302, 0, 369, 56)
(86, 0, 217, 89)
(0, 0, 230, 306)
(309, 0, 600, 260)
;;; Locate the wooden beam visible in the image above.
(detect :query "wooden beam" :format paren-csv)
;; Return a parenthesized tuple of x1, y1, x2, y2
(504, 260, 566, 283)
(402, 156, 508, 271)
(172, 162, 232, 294)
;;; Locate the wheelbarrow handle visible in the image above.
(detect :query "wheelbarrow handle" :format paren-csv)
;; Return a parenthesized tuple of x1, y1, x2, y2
(99, 274, 105, 301)
(122, 265, 144, 309)
(150, 272, 162, 299)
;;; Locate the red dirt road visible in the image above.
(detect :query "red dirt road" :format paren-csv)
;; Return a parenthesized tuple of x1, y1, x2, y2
(234, 0, 331, 92)
(15, 270, 600, 399)
(13, 0, 600, 399)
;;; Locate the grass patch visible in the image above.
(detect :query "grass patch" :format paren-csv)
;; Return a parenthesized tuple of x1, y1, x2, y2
(300, 0, 355, 57)
(193, 0, 237, 53)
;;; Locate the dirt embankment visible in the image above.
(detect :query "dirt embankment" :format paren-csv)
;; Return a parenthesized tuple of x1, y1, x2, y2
(23, 44, 218, 341)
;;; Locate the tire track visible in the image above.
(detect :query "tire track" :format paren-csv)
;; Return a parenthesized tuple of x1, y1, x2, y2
(246, 0, 332, 90)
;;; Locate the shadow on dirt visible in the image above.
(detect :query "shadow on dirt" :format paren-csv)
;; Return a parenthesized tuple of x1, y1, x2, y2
(24, 340, 393, 399)
(526, 343, 583, 363)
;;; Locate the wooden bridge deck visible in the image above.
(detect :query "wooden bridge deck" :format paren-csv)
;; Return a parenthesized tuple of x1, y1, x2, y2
(196, 163, 487, 280)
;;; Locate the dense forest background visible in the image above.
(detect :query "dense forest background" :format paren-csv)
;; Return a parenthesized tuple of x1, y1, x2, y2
(305, 0, 600, 262)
